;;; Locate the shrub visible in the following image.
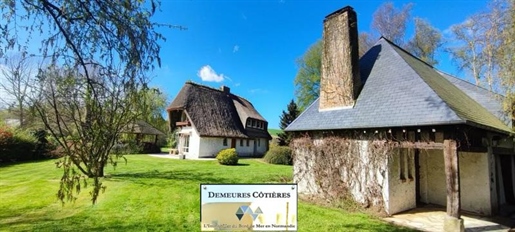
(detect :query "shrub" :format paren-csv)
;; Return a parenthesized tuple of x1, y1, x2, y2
(0, 127, 57, 162)
(216, 148, 239, 165)
(0, 127, 37, 162)
(263, 146, 292, 165)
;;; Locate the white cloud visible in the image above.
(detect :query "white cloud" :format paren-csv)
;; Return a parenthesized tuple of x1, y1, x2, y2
(234, 83, 241, 87)
(197, 65, 226, 82)
(233, 45, 239, 53)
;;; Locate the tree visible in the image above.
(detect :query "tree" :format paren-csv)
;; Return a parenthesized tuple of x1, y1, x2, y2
(136, 87, 168, 133)
(0, 54, 36, 128)
(446, 0, 509, 91)
(277, 100, 300, 146)
(359, 32, 376, 57)
(446, 0, 514, 121)
(0, 1, 174, 204)
(495, 0, 515, 123)
(371, 2, 413, 46)
(294, 40, 322, 111)
(407, 18, 443, 66)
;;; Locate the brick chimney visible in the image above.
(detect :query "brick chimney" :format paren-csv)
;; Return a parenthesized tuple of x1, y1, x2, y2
(319, 6, 361, 111)
(220, 85, 230, 94)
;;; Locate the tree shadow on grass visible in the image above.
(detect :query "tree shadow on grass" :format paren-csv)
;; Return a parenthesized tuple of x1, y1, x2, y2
(107, 170, 232, 185)
(219, 163, 250, 166)
(0, 158, 57, 168)
(0, 216, 196, 232)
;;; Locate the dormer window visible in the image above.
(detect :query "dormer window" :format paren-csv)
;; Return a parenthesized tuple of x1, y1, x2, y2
(181, 111, 187, 121)
(246, 118, 266, 130)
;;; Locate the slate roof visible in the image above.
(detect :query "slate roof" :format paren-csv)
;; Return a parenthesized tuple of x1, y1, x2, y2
(285, 38, 513, 134)
(167, 82, 271, 139)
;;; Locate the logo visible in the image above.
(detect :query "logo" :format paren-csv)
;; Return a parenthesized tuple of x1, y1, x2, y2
(235, 205, 263, 221)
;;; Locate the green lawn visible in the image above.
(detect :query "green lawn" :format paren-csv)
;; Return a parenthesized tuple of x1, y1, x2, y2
(268, 128, 282, 137)
(0, 155, 413, 231)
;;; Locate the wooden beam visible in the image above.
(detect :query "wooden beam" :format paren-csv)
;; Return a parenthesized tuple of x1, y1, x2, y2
(398, 141, 444, 150)
(444, 139, 460, 218)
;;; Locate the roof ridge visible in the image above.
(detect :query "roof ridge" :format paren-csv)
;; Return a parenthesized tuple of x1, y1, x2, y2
(184, 81, 253, 104)
(435, 69, 506, 98)
(379, 36, 435, 69)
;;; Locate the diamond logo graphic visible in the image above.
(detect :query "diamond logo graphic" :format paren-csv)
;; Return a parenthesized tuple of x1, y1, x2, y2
(235, 205, 263, 221)
(235, 207, 245, 220)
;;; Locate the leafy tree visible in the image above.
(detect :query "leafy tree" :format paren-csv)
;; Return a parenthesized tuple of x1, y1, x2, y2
(495, 0, 515, 122)
(407, 18, 443, 66)
(136, 87, 168, 133)
(277, 100, 300, 146)
(294, 40, 322, 111)
(446, 14, 488, 87)
(446, 0, 514, 121)
(0, 0, 176, 204)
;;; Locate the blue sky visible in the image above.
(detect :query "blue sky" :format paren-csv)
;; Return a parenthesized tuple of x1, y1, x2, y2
(150, 0, 491, 129)
(0, 1, 492, 129)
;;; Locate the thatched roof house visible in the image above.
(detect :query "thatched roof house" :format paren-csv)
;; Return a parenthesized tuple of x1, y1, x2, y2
(167, 82, 271, 159)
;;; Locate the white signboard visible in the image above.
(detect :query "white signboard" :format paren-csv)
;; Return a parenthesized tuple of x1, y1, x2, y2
(200, 184, 298, 231)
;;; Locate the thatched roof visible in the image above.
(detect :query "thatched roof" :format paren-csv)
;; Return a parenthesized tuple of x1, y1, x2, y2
(167, 82, 271, 139)
(123, 120, 165, 136)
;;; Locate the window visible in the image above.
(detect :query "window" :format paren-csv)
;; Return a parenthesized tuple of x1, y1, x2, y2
(183, 135, 190, 153)
(257, 139, 260, 147)
(252, 120, 256, 127)
(399, 150, 405, 180)
(247, 120, 251, 127)
(223, 138, 227, 146)
(246, 139, 249, 147)
(240, 139, 243, 147)
(399, 149, 413, 181)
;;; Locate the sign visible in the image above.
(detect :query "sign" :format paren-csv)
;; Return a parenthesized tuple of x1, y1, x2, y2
(200, 184, 298, 231)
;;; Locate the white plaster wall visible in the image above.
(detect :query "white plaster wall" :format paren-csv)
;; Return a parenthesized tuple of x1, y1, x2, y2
(234, 138, 255, 157)
(419, 150, 446, 206)
(459, 152, 491, 215)
(255, 138, 268, 156)
(179, 126, 201, 159)
(419, 150, 491, 215)
(293, 147, 319, 194)
(293, 139, 388, 210)
(198, 137, 228, 158)
(197, 137, 269, 158)
(387, 148, 416, 215)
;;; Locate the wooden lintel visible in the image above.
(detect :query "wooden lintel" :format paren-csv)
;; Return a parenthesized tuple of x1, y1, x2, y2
(444, 139, 461, 218)
(492, 147, 515, 155)
(175, 121, 191, 127)
(459, 146, 488, 153)
(398, 141, 444, 150)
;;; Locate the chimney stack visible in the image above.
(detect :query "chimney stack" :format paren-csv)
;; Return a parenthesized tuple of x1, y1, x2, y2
(221, 85, 230, 94)
(319, 6, 361, 111)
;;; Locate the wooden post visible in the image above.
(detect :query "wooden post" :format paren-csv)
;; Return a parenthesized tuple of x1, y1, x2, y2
(444, 139, 460, 218)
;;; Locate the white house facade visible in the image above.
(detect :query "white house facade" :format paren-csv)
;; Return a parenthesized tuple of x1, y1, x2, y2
(168, 82, 271, 159)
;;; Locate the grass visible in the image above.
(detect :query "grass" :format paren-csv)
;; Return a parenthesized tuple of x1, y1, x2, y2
(0, 155, 414, 231)
(268, 128, 282, 137)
